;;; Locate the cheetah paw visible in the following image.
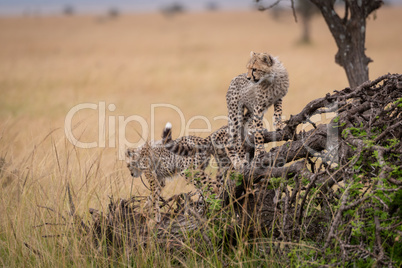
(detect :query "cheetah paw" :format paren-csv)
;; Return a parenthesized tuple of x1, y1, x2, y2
(274, 121, 285, 131)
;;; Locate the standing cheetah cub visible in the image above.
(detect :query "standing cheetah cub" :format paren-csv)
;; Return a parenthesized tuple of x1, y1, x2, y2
(226, 51, 289, 171)
(126, 123, 219, 222)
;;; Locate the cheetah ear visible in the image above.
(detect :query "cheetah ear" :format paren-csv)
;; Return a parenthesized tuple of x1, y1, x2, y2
(250, 51, 256, 58)
(262, 54, 274, 66)
(126, 149, 138, 158)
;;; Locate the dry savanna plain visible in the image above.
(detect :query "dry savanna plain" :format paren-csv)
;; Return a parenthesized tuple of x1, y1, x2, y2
(0, 6, 401, 266)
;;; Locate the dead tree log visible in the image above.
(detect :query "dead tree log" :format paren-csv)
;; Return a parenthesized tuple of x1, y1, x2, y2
(241, 73, 401, 183)
(233, 73, 402, 265)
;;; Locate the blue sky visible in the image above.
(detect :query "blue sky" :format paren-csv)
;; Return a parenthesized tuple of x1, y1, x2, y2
(0, 0, 401, 15)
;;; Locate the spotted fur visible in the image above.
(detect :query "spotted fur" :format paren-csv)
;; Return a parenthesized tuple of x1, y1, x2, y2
(163, 122, 255, 184)
(126, 123, 220, 221)
(226, 51, 289, 170)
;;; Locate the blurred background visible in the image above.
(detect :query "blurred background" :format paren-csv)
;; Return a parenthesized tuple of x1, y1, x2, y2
(1, 0, 402, 15)
(0, 0, 311, 15)
(0, 0, 401, 204)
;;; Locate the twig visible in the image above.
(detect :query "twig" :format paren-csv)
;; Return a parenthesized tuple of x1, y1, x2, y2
(324, 184, 350, 249)
(374, 121, 402, 143)
(66, 183, 90, 234)
(42, 234, 63, 238)
(37, 205, 67, 222)
(24, 242, 43, 258)
(298, 173, 320, 224)
(374, 214, 385, 264)
(255, 0, 281, 11)
(34, 223, 66, 228)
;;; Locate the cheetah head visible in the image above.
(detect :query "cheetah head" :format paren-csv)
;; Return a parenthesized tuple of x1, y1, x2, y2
(246, 51, 275, 83)
(126, 147, 143, 177)
(126, 143, 154, 178)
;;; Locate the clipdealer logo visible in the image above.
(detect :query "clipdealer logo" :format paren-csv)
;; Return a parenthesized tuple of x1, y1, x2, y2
(64, 102, 236, 160)
(64, 101, 339, 165)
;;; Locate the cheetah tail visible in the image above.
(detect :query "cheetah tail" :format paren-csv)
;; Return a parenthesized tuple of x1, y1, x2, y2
(161, 122, 172, 144)
(167, 135, 211, 157)
(161, 123, 212, 156)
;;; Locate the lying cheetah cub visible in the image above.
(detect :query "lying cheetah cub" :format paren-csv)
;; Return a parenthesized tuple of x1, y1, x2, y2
(226, 51, 289, 171)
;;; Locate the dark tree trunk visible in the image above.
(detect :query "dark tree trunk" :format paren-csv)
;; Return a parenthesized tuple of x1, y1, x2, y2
(297, 0, 318, 44)
(300, 13, 312, 43)
(309, 0, 383, 88)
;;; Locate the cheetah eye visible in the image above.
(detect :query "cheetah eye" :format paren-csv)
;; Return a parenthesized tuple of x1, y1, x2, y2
(252, 68, 257, 72)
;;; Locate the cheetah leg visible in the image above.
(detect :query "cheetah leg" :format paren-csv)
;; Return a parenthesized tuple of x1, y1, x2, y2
(215, 166, 228, 188)
(145, 170, 161, 223)
(273, 98, 284, 131)
(252, 111, 266, 159)
(226, 106, 248, 171)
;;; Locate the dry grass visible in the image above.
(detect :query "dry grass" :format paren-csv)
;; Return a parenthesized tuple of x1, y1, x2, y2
(0, 7, 401, 265)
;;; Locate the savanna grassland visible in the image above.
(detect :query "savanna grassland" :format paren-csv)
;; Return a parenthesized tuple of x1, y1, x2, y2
(0, 6, 401, 266)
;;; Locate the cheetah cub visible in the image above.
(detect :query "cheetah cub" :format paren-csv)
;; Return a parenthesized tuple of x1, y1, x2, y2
(126, 123, 219, 222)
(226, 51, 289, 171)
